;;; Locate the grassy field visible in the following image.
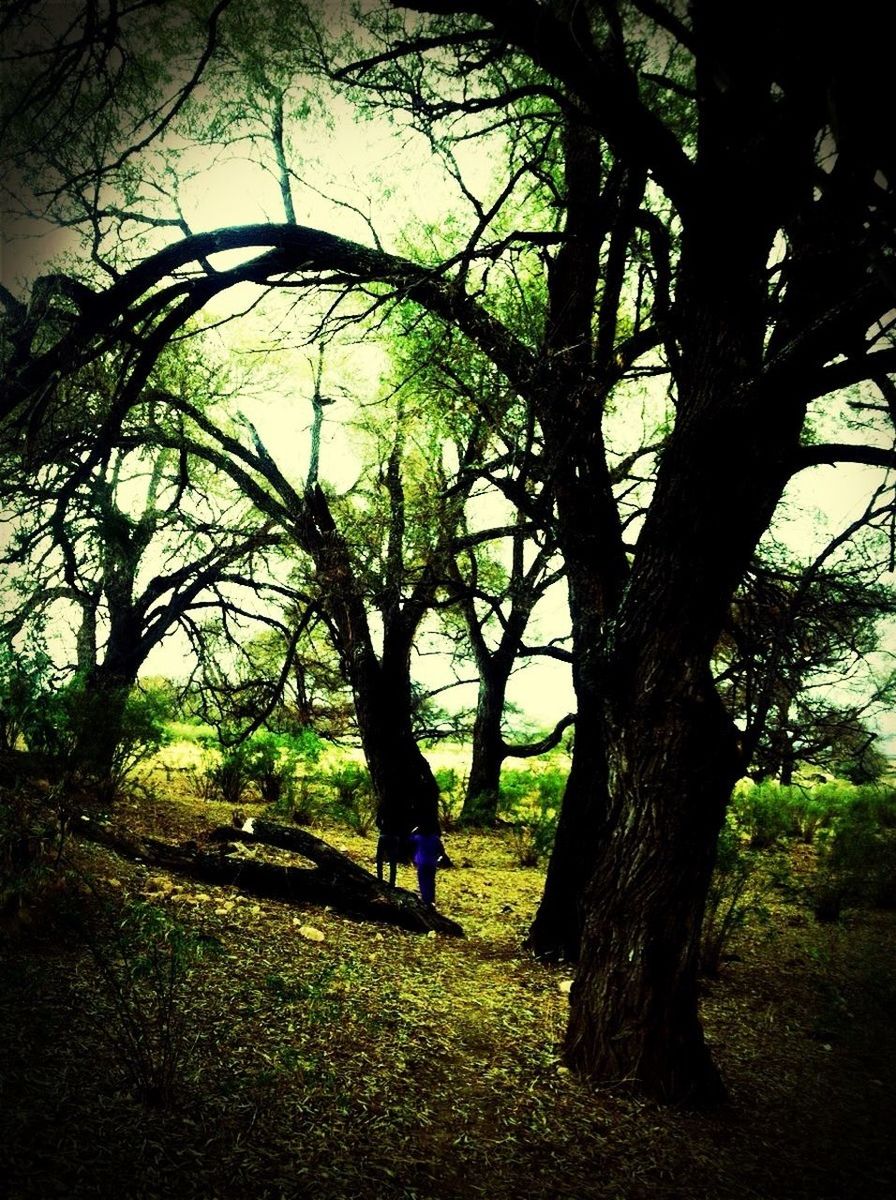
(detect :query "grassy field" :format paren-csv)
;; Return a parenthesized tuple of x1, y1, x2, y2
(1, 749, 895, 1199)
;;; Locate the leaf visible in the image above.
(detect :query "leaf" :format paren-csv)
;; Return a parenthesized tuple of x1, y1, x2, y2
(298, 924, 325, 942)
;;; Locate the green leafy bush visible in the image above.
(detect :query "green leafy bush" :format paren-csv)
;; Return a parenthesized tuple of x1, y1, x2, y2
(246, 729, 322, 805)
(700, 823, 763, 975)
(730, 782, 801, 847)
(812, 802, 896, 920)
(730, 780, 854, 848)
(76, 893, 220, 1105)
(499, 768, 564, 866)
(0, 636, 55, 753)
(327, 761, 376, 834)
(0, 779, 63, 922)
(434, 767, 464, 831)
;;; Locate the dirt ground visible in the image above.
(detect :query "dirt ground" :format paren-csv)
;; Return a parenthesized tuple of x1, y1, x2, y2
(2, 772, 895, 1200)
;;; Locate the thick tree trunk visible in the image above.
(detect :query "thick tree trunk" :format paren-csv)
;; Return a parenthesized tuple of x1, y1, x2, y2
(525, 690, 607, 961)
(353, 659, 441, 834)
(75, 666, 136, 785)
(564, 678, 739, 1104)
(460, 669, 508, 825)
(304, 483, 442, 835)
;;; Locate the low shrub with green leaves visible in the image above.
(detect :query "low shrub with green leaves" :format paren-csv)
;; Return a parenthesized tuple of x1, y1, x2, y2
(730, 782, 802, 847)
(730, 780, 858, 848)
(75, 892, 220, 1105)
(0, 780, 63, 921)
(327, 761, 376, 834)
(200, 727, 324, 810)
(811, 801, 896, 920)
(434, 767, 464, 831)
(700, 823, 765, 976)
(0, 636, 55, 754)
(200, 738, 254, 806)
(246, 729, 323, 806)
(499, 768, 564, 866)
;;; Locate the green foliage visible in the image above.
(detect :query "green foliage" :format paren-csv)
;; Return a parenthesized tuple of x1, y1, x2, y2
(245, 728, 323, 805)
(811, 795, 896, 920)
(11, 673, 169, 802)
(326, 761, 376, 834)
(434, 767, 464, 831)
(498, 768, 564, 867)
(831, 742, 891, 785)
(76, 893, 220, 1106)
(0, 780, 62, 920)
(106, 685, 172, 791)
(730, 780, 851, 848)
(700, 824, 764, 976)
(0, 637, 54, 753)
(201, 738, 254, 806)
(730, 782, 802, 847)
(199, 727, 324, 807)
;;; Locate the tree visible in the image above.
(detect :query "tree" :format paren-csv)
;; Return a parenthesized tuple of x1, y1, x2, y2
(718, 543, 896, 785)
(3, 0, 895, 1106)
(0, 349, 283, 782)
(141, 365, 497, 834)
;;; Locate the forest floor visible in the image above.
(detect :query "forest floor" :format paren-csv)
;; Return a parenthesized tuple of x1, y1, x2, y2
(2, 761, 895, 1200)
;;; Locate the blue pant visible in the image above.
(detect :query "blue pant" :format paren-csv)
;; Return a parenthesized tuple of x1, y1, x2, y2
(416, 864, 436, 906)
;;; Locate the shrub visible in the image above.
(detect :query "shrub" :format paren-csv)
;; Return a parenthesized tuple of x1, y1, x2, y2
(434, 768, 464, 831)
(327, 762, 376, 834)
(812, 802, 896, 920)
(730, 781, 801, 847)
(700, 823, 763, 976)
(0, 636, 55, 753)
(0, 779, 63, 923)
(500, 768, 564, 867)
(75, 892, 219, 1105)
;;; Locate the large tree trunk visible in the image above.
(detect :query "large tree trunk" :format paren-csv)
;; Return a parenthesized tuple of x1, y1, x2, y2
(305, 483, 442, 835)
(564, 672, 740, 1105)
(460, 666, 508, 825)
(351, 650, 441, 835)
(525, 689, 607, 961)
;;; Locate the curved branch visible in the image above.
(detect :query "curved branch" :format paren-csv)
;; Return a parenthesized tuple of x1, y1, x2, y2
(502, 712, 575, 758)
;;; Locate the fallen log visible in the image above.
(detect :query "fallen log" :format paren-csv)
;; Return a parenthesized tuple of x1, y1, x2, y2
(73, 815, 463, 937)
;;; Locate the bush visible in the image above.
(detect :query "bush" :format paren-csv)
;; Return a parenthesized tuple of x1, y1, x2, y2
(327, 762, 376, 834)
(0, 779, 63, 922)
(812, 802, 896, 920)
(434, 768, 464, 831)
(730, 780, 855, 848)
(74, 891, 220, 1105)
(245, 729, 322, 805)
(0, 636, 55, 753)
(700, 823, 763, 976)
(201, 736, 253, 805)
(198, 727, 324, 809)
(499, 768, 564, 867)
(730, 782, 801, 847)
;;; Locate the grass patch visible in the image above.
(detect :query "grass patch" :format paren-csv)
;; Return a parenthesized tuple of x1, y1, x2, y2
(2, 757, 895, 1199)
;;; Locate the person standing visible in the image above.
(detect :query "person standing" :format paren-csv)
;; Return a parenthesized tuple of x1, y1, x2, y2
(374, 812, 402, 888)
(410, 823, 446, 908)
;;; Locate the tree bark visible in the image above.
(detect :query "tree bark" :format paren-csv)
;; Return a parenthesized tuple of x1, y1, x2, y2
(460, 667, 508, 824)
(564, 671, 740, 1105)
